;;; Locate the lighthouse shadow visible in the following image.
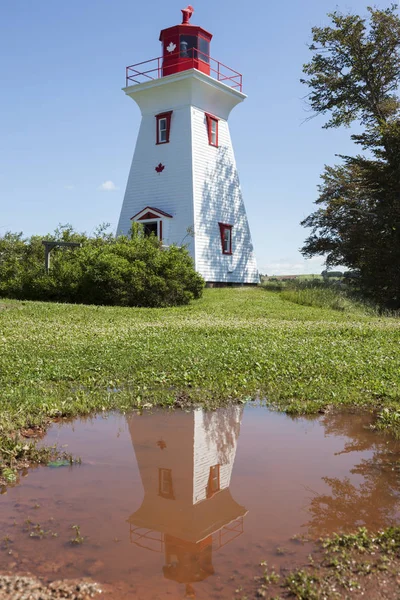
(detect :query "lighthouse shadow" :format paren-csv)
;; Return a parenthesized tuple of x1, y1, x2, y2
(198, 145, 256, 282)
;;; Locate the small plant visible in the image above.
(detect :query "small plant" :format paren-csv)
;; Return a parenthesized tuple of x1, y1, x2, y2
(290, 533, 310, 545)
(255, 563, 280, 597)
(323, 527, 374, 553)
(261, 569, 280, 585)
(70, 524, 85, 545)
(375, 408, 400, 437)
(29, 524, 46, 539)
(0, 435, 79, 489)
(2, 535, 13, 549)
(27, 522, 58, 539)
(284, 570, 320, 600)
(1, 468, 17, 484)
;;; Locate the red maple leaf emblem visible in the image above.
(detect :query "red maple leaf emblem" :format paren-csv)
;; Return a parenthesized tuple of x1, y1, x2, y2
(155, 163, 165, 173)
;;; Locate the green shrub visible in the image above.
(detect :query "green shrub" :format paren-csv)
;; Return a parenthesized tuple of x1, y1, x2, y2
(0, 225, 204, 307)
(321, 270, 343, 278)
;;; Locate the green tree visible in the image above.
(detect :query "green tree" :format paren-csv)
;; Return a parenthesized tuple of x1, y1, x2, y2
(300, 5, 400, 308)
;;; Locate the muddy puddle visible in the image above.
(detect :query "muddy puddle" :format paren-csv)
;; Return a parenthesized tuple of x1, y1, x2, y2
(1, 405, 400, 599)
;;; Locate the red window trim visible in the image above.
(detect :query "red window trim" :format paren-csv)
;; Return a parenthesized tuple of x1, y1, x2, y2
(156, 111, 173, 145)
(218, 223, 233, 255)
(158, 468, 174, 500)
(205, 113, 219, 147)
(130, 206, 173, 220)
(138, 211, 161, 221)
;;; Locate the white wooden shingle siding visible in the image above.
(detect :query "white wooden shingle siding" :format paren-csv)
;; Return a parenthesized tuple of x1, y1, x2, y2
(191, 107, 258, 282)
(117, 69, 258, 283)
(193, 406, 243, 504)
(117, 105, 195, 258)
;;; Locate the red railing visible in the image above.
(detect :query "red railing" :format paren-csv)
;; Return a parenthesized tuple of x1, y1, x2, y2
(212, 516, 245, 550)
(126, 49, 243, 92)
(129, 518, 245, 553)
(129, 526, 164, 553)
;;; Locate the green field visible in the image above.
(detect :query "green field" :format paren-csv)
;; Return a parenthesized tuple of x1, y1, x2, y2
(1, 286, 400, 590)
(1, 288, 399, 441)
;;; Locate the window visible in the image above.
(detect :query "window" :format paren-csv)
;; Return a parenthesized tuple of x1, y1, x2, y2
(205, 113, 219, 147)
(143, 221, 158, 237)
(218, 223, 233, 255)
(156, 111, 173, 144)
(131, 207, 173, 240)
(180, 35, 197, 58)
(141, 219, 162, 241)
(158, 118, 167, 143)
(206, 465, 220, 498)
(198, 37, 210, 63)
(159, 468, 174, 499)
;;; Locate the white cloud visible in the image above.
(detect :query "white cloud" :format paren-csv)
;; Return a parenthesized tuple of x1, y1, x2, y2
(98, 180, 119, 192)
(64, 185, 75, 191)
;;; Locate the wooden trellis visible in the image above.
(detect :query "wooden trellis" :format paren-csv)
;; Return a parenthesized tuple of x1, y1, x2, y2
(42, 241, 82, 274)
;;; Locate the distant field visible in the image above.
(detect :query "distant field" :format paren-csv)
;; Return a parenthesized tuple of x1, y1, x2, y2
(1, 287, 399, 437)
(297, 273, 324, 280)
(261, 274, 324, 280)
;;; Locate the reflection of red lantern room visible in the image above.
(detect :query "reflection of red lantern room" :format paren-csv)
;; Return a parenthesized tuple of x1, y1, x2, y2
(126, 407, 247, 597)
(117, 5, 259, 285)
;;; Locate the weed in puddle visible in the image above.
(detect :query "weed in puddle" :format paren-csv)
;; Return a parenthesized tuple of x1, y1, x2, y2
(284, 570, 320, 599)
(70, 524, 85, 545)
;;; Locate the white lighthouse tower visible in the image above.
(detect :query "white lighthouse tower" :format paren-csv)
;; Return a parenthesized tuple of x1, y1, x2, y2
(117, 6, 258, 285)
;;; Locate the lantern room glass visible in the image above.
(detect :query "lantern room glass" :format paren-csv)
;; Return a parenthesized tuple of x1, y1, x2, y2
(198, 37, 210, 63)
(180, 35, 198, 58)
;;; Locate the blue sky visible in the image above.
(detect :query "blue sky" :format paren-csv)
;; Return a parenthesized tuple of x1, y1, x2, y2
(0, 0, 387, 274)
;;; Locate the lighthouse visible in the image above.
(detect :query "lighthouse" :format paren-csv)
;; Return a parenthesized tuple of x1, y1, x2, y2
(117, 6, 258, 285)
(127, 406, 247, 598)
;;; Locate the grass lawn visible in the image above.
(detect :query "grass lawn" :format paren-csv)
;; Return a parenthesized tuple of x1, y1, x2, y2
(1, 287, 399, 440)
(1, 286, 400, 590)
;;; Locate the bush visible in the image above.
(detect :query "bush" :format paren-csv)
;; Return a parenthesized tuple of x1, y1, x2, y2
(321, 270, 343, 278)
(0, 225, 204, 307)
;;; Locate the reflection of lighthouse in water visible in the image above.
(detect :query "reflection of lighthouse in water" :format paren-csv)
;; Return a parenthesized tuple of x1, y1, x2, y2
(127, 406, 247, 597)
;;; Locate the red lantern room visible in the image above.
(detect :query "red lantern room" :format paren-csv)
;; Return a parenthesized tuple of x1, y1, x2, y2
(160, 5, 213, 77)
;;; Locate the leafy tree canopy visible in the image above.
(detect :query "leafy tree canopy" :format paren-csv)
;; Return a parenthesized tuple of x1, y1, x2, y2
(301, 4, 400, 131)
(301, 5, 400, 308)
